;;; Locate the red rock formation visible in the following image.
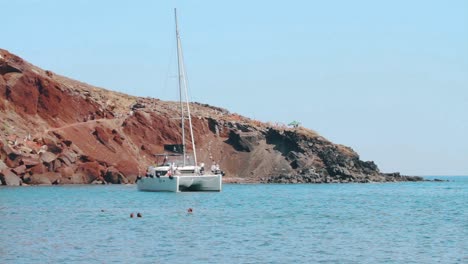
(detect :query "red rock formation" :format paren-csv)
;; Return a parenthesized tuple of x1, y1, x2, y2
(0, 48, 422, 185)
(0, 169, 22, 186)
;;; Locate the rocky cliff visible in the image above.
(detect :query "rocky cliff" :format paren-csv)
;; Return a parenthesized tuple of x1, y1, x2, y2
(0, 49, 422, 186)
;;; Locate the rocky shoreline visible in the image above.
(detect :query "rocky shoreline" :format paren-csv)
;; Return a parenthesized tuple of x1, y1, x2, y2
(0, 48, 423, 186)
(264, 172, 424, 184)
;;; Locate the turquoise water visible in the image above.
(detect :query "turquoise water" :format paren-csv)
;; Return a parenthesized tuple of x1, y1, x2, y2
(1, 176, 466, 263)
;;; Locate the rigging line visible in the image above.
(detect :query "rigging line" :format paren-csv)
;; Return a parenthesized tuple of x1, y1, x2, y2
(178, 48, 194, 106)
(172, 10, 195, 105)
(175, 39, 195, 104)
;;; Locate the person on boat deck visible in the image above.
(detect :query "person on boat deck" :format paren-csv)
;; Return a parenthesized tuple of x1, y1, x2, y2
(168, 163, 175, 175)
(163, 156, 170, 166)
(211, 163, 216, 173)
(215, 163, 220, 171)
(200, 163, 205, 174)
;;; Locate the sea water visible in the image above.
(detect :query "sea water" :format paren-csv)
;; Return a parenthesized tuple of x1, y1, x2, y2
(1, 176, 466, 263)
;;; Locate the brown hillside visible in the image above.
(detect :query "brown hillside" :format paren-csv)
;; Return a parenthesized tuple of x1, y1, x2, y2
(0, 49, 422, 185)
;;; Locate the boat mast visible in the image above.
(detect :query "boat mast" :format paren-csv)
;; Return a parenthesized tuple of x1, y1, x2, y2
(175, 8, 186, 165)
(174, 8, 198, 167)
(179, 41, 198, 167)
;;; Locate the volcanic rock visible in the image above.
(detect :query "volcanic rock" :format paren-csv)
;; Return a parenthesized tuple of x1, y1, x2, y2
(104, 166, 128, 184)
(57, 166, 74, 178)
(40, 151, 57, 163)
(5, 155, 21, 168)
(0, 169, 22, 186)
(59, 167, 85, 184)
(30, 172, 61, 185)
(29, 163, 47, 174)
(59, 151, 77, 164)
(12, 164, 26, 175)
(115, 160, 138, 183)
(0, 48, 423, 185)
(21, 156, 40, 166)
(226, 131, 260, 152)
(76, 161, 104, 184)
(0, 160, 7, 171)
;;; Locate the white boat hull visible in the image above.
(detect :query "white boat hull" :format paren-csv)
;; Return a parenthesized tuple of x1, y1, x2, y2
(137, 174, 222, 192)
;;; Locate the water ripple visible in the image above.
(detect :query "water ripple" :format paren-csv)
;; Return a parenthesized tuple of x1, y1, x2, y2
(0, 177, 466, 263)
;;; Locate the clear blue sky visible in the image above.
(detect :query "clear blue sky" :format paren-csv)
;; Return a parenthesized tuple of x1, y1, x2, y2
(2, 0, 467, 175)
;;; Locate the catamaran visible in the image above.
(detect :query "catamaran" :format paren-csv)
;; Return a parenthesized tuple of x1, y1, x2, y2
(137, 9, 223, 192)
